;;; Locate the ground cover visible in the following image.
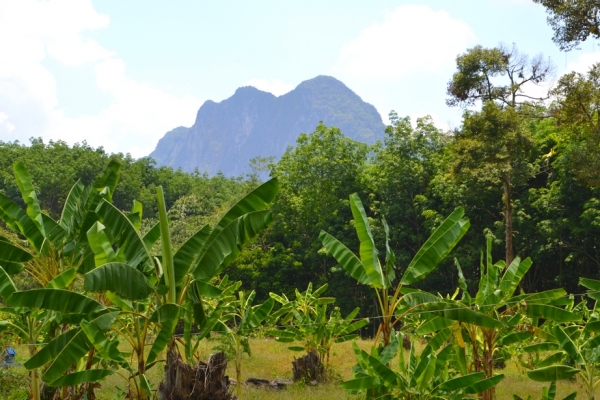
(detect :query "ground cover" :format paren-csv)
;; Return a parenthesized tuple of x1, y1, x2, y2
(0, 338, 582, 399)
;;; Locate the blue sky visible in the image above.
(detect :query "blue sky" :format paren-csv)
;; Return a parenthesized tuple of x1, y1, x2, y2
(1, 0, 600, 157)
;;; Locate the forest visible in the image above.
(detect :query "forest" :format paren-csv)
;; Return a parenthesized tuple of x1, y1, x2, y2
(1, 2, 600, 399)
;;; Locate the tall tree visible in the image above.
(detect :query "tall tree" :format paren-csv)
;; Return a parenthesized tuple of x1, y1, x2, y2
(534, 0, 600, 51)
(452, 103, 535, 273)
(447, 44, 553, 108)
(447, 44, 552, 265)
(551, 62, 600, 187)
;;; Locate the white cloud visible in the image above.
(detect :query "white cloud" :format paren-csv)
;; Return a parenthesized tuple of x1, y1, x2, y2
(0, 0, 200, 157)
(333, 5, 476, 80)
(565, 51, 600, 74)
(45, 58, 200, 156)
(0, 112, 15, 133)
(244, 78, 294, 96)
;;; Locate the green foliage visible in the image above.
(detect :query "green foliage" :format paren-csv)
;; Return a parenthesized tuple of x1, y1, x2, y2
(2, 79, 600, 400)
(534, 0, 600, 51)
(447, 44, 552, 108)
(342, 331, 504, 400)
(403, 236, 579, 400)
(0, 139, 249, 222)
(513, 381, 577, 400)
(214, 288, 275, 399)
(551, 63, 600, 188)
(268, 283, 368, 369)
(320, 193, 468, 346)
(521, 280, 600, 399)
(235, 123, 369, 305)
(368, 115, 448, 273)
(453, 103, 535, 188)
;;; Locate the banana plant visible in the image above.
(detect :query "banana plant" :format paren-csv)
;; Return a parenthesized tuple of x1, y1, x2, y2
(162, 177, 278, 347)
(180, 275, 241, 365)
(342, 331, 504, 400)
(0, 266, 52, 400)
(213, 289, 274, 399)
(2, 188, 172, 400)
(34, 178, 278, 399)
(406, 236, 581, 400)
(17, 199, 165, 400)
(523, 278, 600, 400)
(0, 264, 117, 400)
(513, 382, 577, 400)
(268, 283, 369, 370)
(319, 193, 470, 346)
(0, 160, 121, 400)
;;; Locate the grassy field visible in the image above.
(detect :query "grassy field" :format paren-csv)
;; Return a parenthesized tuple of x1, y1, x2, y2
(1, 338, 583, 399)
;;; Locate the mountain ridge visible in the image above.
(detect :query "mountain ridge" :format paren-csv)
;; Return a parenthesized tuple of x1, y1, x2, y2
(149, 75, 385, 176)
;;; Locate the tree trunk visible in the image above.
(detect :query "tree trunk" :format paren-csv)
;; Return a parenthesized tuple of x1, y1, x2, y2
(159, 350, 232, 400)
(292, 350, 324, 383)
(503, 177, 514, 267)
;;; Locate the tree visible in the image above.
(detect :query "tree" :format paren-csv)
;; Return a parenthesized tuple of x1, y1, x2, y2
(551, 62, 600, 187)
(452, 103, 535, 267)
(447, 44, 552, 266)
(534, 0, 600, 51)
(440, 237, 577, 400)
(447, 44, 553, 109)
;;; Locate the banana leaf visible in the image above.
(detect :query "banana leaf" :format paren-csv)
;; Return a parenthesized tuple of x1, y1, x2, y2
(50, 369, 114, 387)
(0, 267, 17, 300)
(95, 200, 151, 270)
(80, 320, 126, 364)
(439, 372, 485, 391)
(319, 231, 369, 285)
(41, 312, 119, 383)
(7, 289, 105, 314)
(0, 193, 44, 250)
(464, 374, 505, 394)
(146, 304, 180, 364)
(192, 210, 273, 282)
(46, 268, 77, 289)
(173, 224, 211, 284)
(525, 304, 582, 323)
(527, 365, 580, 382)
(84, 262, 154, 301)
(13, 162, 45, 236)
(0, 240, 33, 263)
(59, 180, 84, 230)
(401, 207, 469, 285)
(349, 193, 385, 288)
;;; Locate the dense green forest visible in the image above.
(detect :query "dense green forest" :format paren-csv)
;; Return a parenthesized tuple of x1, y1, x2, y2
(2, 55, 599, 325)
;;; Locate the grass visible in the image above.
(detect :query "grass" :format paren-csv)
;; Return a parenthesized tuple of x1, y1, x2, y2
(1, 339, 584, 399)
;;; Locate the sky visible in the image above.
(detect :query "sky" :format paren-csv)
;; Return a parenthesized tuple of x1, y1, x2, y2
(1, 0, 600, 158)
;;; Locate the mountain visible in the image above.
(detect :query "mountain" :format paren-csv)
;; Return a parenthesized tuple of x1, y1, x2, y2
(149, 75, 385, 176)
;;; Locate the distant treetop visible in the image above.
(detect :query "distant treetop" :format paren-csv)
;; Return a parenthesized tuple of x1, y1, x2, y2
(534, 0, 600, 51)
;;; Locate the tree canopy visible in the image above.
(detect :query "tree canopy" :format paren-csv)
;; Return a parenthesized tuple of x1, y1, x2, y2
(534, 0, 600, 51)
